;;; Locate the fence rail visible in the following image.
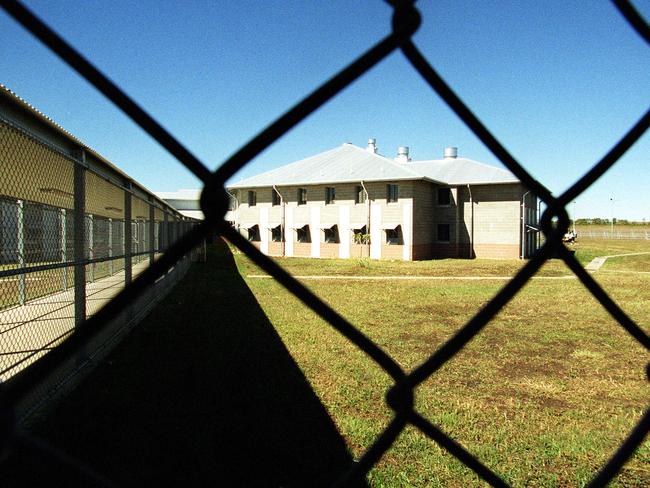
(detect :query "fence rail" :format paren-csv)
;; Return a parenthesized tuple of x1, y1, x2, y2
(578, 230, 650, 240)
(0, 0, 648, 487)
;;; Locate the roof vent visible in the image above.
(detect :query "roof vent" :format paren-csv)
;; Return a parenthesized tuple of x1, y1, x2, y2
(367, 138, 377, 153)
(444, 146, 458, 159)
(395, 146, 410, 163)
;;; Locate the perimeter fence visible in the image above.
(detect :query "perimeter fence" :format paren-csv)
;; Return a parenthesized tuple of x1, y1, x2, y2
(0, 1, 648, 487)
(579, 230, 650, 240)
(0, 110, 198, 386)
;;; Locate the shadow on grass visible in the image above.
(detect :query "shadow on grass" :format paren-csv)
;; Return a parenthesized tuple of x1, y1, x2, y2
(2, 239, 363, 487)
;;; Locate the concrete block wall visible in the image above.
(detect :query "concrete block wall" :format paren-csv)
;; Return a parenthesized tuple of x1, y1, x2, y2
(458, 184, 522, 259)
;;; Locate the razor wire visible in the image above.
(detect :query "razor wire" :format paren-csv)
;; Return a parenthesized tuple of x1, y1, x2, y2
(0, 0, 648, 486)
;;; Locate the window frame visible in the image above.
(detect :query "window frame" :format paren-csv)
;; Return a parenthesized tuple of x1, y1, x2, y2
(247, 190, 257, 207)
(297, 188, 307, 205)
(323, 225, 339, 244)
(271, 225, 283, 242)
(296, 225, 311, 243)
(385, 225, 402, 245)
(272, 189, 281, 206)
(325, 187, 336, 205)
(387, 184, 399, 203)
(247, 224, 260, 242)
(355, 186, 366, 204)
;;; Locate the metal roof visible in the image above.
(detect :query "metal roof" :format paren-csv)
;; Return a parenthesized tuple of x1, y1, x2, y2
(408, 158, 518, 185)
(0, 84, 184, 214)
(228, 143, 519, 189)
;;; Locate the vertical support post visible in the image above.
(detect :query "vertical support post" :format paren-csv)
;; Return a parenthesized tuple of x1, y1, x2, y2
(124, 186, 132, 286)
(164, 212, 169, 250)
(61, 208, 67, 291)
(16, 199, 25, 305)
(149, 202, 155, 265)
(108, 217, 113, 275)
(73, 153, 86, 326)
(88, 214, 94, 283)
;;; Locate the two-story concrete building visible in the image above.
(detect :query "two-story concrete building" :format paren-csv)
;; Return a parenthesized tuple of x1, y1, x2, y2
(227, 139, 539, 260)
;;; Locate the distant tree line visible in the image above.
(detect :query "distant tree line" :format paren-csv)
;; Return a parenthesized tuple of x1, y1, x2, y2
(574, 218, 649, 226)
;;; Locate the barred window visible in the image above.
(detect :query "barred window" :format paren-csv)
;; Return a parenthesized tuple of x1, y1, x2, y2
(271, 225, 282, 242)
(387, 184, 399, 203)
(247, 225, 260, 242)
(385, 225, 402, 245)
(296, 225, 310, 243)
(272, 190, 281, 206)
(297, 188, 307, 205)
(323, 225, 339, 243)
(355, 185, 366, 204)
(325, 187, 336, 204)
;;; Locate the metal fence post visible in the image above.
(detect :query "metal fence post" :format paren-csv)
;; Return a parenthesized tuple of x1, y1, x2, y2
(124, 186, 132, 286)
(108, 217, 113, 275)
(16, 199, 25, 305)
(163, 212, 169, 250)
(87, 214, 94, 283)
(149, 202, 155, 265)
(73, 151, 86, 327)
(61, 207, 67, 291)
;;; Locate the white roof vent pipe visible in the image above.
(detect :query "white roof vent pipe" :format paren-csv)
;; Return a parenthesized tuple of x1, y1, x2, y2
(395, 146, 410, 163)
(367, 138, 377, 153)
(444, 146, 458, 159)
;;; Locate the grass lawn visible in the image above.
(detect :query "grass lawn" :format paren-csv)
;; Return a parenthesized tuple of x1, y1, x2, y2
(235, 251, 570, 278)
(233, 242, 650, 486)
(569, 237, 650, 267)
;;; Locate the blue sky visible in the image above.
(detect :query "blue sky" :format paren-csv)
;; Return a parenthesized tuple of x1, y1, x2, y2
(1, 0, 648, 220)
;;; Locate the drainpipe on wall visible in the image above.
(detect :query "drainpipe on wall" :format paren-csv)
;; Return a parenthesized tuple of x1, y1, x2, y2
(537, 198, 542, 251)
(273, 185, 285, 257)
(360, 180, 370, 257)
(521, 190, 530, 259)
(467, 184, 473, 259)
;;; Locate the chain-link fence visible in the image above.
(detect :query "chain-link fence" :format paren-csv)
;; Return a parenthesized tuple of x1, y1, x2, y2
(0, 111, 196, 386)
(0, 0, 648, 486)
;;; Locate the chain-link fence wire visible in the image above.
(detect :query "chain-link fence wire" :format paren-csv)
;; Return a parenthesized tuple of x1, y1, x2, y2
(0, 114, 194, 383)
(0, 0, 648, 486)
(0, 119, 78, 380)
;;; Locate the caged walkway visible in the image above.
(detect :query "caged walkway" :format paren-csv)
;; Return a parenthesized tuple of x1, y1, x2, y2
(0, 260, 150, 381)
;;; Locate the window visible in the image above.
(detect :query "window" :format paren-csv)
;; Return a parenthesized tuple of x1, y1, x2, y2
(272, 189, 281, 206)
(387, 184, 399, 203)
(323, 225, 339, 244)
(298, 188, 307, 205)
(325, 187, 336, 205)
(437, 223, 450, 242)
(248, 225, 260, 242)
(355, 186, 366, 204)
(271, 225, 283, 242)
(385, 226, 402, 245)
(352, 226, 369, 245)
(296, 225, 311, 243)
(248, 190, 257, 207)
(437, 187, 451, 206)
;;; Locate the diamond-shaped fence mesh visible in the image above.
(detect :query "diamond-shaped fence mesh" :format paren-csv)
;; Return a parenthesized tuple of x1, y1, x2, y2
(0, 0, 648, 486)
(0, 111, 195, 388)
